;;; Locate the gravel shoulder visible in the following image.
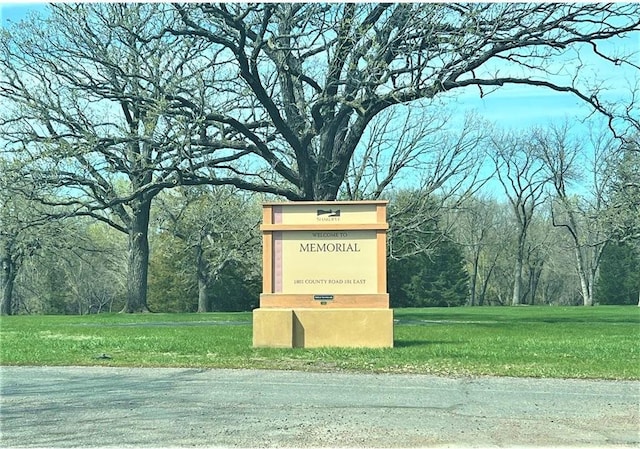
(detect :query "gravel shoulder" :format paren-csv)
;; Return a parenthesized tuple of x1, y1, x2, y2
(1, 366, 638, 448)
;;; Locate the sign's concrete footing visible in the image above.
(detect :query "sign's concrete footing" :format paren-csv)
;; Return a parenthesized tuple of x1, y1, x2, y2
(253, 308, 394, 348)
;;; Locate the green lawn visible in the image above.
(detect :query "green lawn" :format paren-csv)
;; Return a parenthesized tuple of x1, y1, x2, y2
(1, 306, 638, 379)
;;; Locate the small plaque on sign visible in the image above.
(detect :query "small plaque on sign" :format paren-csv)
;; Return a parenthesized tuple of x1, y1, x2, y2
(314, 295, 334, 301)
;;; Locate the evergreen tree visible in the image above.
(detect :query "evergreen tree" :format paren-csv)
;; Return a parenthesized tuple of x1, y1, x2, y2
(595, 242, 640, 305)
(388, 256, 418, 308)
(387, 189, 469, 307)
(208, 261, 261, 312)
(403, 240, 469, 307)
(389, 238, 469, 308)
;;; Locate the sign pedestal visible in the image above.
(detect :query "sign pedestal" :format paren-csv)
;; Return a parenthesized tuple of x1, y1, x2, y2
(253, 308, 393, 348)
(253, 201, 393, 348)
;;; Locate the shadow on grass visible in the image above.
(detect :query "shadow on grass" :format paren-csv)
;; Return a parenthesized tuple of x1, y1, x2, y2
(394, 340, 463, 348)
(394, 306, 640, 325)
(74, 320, 252, 327)
(395, 319, 503, 328)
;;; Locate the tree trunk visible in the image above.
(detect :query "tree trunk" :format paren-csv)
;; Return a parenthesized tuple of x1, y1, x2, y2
(529, 265, 542, 305)
(469, 250, 480, 306)
(122, 198, 152, 313)
(588, 264, 598, 307)
(574, 247, 593, 306)
(512, 235, 525, 306)
(1, 254, 17, 316)
(479, 252, 499, 306)
(569, 213, 594, 307)
(512, 258, 522, 306)
(197, 279, 208, 313)
(196, 244, 209, 313)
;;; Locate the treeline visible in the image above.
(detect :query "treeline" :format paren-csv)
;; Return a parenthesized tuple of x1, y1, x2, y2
(4, 185, 638, 315)
(1, 4, 639, 314)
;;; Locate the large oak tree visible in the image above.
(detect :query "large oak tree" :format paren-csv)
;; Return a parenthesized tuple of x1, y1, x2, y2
(167, 3, 639, 200)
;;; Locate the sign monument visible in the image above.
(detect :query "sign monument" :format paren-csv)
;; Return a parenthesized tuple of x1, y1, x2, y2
(253, 201, 393, 348)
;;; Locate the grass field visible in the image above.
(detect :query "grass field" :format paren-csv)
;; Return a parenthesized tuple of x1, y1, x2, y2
(1, 306, 638, 380)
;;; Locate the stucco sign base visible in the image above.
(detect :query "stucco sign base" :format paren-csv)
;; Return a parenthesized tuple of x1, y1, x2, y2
(253, 308, 394, 348)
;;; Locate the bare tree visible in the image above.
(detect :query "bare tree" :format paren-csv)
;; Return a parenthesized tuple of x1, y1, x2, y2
(521, 215, 558, 305)
(534, 123, 617, 306)
(490, 131, 549, 305)
(343, 106, 488, 201)
(0, 178, 38, 315)
(0, 159, 115, 315)
(165, 3, 639, 200)
(0, 4, 244, 312)
(451, 196, 510, 306)
(0, 159, 61, 315)
(345, 105, 491, 270)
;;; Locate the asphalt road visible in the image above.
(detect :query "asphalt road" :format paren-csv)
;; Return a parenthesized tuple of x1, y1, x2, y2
(1, 366, 638, 448)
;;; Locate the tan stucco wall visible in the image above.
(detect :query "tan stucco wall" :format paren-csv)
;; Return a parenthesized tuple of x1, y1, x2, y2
(252, 309, 293, 348)
(253, 308, 394, 348)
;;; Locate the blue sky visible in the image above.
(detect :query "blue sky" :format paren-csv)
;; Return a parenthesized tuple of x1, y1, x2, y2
(1, 3, 42, 27)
